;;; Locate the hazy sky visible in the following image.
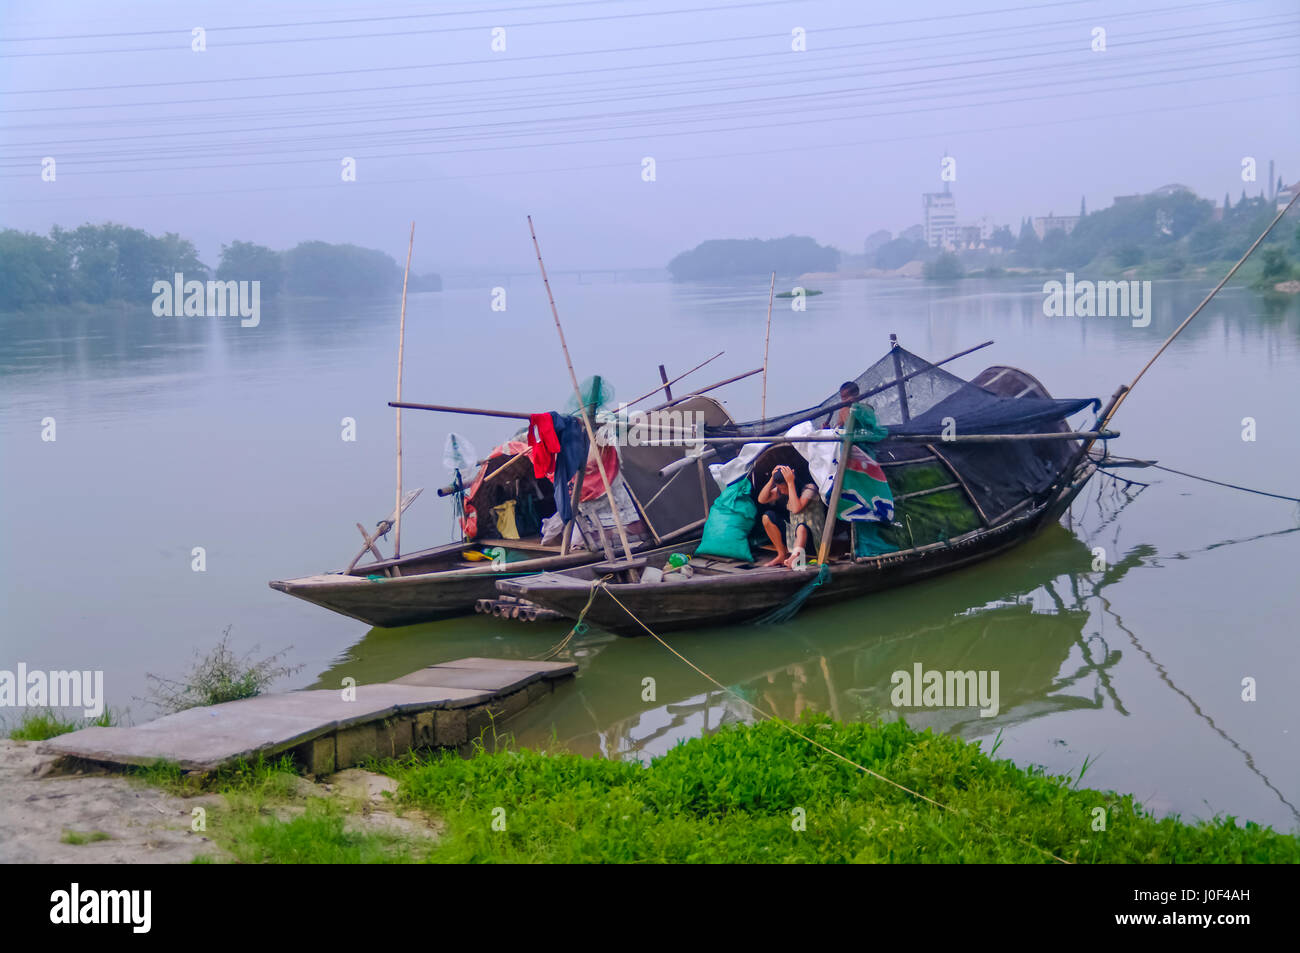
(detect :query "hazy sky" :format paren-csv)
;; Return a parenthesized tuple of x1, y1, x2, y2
(2, 0, 1298, 273)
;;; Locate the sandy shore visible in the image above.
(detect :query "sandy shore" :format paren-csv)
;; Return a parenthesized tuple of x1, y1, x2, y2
(0, 740, 222, 864)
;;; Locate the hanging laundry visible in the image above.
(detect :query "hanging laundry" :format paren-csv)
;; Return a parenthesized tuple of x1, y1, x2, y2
(551, 413, 588, 522)
(492, 500, 521, 539)
(527, 412, 561, 479)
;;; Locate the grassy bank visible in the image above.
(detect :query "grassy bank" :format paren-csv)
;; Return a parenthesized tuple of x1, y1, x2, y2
(147, 717, 1298, 864)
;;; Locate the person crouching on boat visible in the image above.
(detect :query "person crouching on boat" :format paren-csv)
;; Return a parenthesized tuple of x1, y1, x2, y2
(757, 464, 827, 568)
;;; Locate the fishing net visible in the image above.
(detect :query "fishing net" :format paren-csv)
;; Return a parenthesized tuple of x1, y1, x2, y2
(715, 345, 1100, 553)
(564, 375, 616, 416)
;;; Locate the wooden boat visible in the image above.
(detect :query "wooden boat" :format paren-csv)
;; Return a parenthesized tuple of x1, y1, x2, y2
(269, 395, 734, 628)
(498, 344, 1116, 636)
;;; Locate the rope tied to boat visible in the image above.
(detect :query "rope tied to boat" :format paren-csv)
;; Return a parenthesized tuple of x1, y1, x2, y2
(533, 573, 610, 661)
(582, 578, 1072, 864)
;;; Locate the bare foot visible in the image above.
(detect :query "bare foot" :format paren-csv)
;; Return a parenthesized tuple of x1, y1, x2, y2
(763, 552, 789, 567)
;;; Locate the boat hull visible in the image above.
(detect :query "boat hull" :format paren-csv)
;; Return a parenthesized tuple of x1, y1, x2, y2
(269, 545, 627, 628)
(498, 466, 1096, 636)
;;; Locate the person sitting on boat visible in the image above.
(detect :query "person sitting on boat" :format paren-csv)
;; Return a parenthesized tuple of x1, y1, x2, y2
(757, 464, 827, 568)
(823, 381, 861, 429)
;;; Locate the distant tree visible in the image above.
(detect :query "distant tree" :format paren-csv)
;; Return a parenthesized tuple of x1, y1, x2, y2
(667, 235, 839, 281)
(1114, 244, 1145, 268)
(872, 237, 927, 270)
(0, 229, 70, 311)
(988, 225, 1015, 250)
(1259, 246, 1291, 282)
(282, 241, 403, 297)
(923, 252, 964, 280)
(218, 240, 283, 297)
(1241, 188, 1248, 206)
(863, 229, 892, 255)
(1014, 219, 1040, 265)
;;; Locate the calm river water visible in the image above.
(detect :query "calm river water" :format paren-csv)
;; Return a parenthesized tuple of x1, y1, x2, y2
(3, 275, 1298, 831)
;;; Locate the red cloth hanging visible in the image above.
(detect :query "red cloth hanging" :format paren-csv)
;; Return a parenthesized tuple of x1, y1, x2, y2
(527, 412, 561, 479)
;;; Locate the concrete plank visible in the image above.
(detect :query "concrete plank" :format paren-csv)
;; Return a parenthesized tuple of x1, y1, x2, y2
(432, 657, 578, 679)
(36, 656, 572, 771)
(390, 666, 540, 693)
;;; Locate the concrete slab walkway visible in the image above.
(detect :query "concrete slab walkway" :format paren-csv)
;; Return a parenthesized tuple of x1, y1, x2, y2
(40, 657, 576, 773)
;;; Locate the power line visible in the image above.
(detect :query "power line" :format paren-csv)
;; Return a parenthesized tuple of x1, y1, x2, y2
(2, 10, 1289, 123)
(2, 60, 1289, 179)
(0, 0, 624, 41)
(5, 88, 1286, 206)
(3, 36, 1292, 163)
(0, 0, 1244, 96)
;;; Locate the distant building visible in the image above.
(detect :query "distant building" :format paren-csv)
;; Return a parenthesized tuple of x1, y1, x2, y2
(922, 189, 959, 248)
(1115, 184, 1193, 206)
(1032, 213, 1080, 240)
(1279, 182, 1298, 211)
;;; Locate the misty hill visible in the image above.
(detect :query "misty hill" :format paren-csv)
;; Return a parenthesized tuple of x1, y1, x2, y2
(668, 235, 839, 281)
(0, 225, 441, 312)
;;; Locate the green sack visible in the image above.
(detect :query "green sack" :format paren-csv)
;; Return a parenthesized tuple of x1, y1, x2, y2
(695, 477, 757, 562)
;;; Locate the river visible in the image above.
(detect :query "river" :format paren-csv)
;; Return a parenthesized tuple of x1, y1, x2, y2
(3, 275, 1297, 832)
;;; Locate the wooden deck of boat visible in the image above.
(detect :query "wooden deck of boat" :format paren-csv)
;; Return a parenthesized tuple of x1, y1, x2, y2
(39, 657, 576, 774)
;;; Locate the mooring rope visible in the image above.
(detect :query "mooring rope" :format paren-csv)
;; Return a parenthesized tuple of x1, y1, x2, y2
(533, 574, 610, 661)
(1099, 454, 1300, 504)
(585, 579, 1072, 864)
(1146, 463, 1300, 505)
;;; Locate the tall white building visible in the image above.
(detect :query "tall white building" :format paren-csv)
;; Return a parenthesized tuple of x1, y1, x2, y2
(922, 188, 959, 248)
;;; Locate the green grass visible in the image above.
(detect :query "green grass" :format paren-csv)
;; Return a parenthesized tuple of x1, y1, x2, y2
(128, 717, 1299, 863)
(134, 754, 432, 865)
(5, 707, 119, 740)
(60, 830, 112, 845)
(383, 716, 1299, 864)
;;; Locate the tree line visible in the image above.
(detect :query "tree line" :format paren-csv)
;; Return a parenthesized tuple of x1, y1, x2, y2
(667, 235, 840, 281)
(0, 223, 442, 312)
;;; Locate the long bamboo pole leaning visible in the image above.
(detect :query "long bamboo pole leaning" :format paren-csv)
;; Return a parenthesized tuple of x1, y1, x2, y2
(816, 428, 854, 566)
(761, 271, 775, 422)
(527, 215, 636, 565)
(393, 221, 415, 566)
(625, 351, 723, 407)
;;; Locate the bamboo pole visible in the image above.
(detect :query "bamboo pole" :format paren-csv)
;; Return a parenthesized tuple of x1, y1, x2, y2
(640, 429, 1118, 446)
(527, 215, 635, 564)
(625, 350, 723, 406)
(817, 428, 853, 566)
(388, 400, 531, 420)
(761, 271, 775, 422)
(393, 221, 415, 563)
(650, 367, 763, 409)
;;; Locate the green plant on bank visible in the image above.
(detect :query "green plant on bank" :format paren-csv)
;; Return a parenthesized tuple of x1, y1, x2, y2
(132, 718, 1299, 864)
(60, 830, 112, 845)
(384, 716, 1298, 864)
(134, 754, 429, 864)
(143, 625, 301, 714)
(5, 707, 119, 740)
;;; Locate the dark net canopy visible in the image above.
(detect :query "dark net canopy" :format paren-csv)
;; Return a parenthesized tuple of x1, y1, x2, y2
(708, 345, 1098, 439)
(709, 345, 1102, 538)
